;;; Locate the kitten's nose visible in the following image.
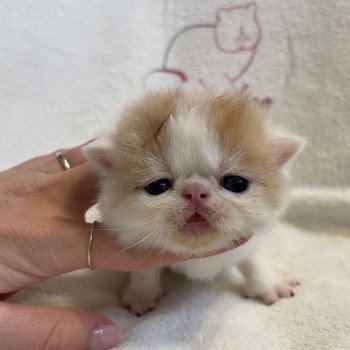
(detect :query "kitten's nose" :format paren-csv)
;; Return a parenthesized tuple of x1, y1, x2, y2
(182, 183, 209, 207)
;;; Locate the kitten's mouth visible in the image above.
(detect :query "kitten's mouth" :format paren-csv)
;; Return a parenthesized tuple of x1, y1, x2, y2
(183, 212, 211, 235)
(186, 212, 207, 224)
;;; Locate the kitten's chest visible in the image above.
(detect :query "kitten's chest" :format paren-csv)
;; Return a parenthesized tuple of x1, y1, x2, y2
(170, 241, 254, 281)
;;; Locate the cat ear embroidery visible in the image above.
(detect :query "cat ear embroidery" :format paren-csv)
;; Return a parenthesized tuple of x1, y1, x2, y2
(83, 136, 115, 174)
(271, 131, 305, 166)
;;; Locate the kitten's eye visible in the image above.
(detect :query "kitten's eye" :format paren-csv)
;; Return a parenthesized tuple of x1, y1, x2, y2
(145, 179, 172, 195)
(222, 176, 249, 193)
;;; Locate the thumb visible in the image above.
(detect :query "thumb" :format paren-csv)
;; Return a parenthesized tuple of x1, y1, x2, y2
(0, 302, 124, 350)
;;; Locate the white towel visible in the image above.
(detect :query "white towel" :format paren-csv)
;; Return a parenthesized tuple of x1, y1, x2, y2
(12, 214, 350, 349)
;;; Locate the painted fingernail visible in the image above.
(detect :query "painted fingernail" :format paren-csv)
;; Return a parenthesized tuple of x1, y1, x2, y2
(89, 323, 124, 350)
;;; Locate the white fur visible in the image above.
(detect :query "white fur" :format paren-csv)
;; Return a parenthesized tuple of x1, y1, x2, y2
(83, 132, 115, 174)
(170, 239, 256, 280)
(120, 269, 164, 315)
(165, 107, 221, 178)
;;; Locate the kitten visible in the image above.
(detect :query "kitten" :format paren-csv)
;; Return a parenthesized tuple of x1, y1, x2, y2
(84, 87, 304, 316)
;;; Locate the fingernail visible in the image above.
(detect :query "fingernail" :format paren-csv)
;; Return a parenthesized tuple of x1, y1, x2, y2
(89, 323, 124, 350)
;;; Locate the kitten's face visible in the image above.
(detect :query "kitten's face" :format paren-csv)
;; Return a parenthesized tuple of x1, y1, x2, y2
(85, 88, 303, 255)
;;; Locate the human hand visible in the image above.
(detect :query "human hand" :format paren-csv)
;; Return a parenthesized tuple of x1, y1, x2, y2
(0, 143, 246, 349)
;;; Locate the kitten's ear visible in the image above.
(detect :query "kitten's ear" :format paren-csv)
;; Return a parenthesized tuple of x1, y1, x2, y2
(83, 137, 115, 174)
(271, 131, 305, 166)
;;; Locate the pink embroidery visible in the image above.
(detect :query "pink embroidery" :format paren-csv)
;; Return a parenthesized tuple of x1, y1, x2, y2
(146, 23, 214, 83)
(240, 83, 272, 107)
(235, 26, 251, 46)
(214, 2, 262, 85)
(145, 2, 272, 106)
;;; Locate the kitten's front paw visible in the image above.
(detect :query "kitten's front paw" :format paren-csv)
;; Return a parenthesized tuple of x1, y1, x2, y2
(120, 287, 164, 316)
(243, 275, 300, 305)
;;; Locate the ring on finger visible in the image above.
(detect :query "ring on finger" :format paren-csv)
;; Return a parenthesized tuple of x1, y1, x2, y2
(55, 151, 71, 171)
(88, 220, 98, 270)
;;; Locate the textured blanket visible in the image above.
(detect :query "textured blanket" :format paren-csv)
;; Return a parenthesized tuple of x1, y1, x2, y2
(12, 212, 350, 349)
(1, 0, 350, 349)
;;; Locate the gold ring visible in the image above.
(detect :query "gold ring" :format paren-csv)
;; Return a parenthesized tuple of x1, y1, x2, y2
(55, 151, 71, 171)
(88, 220, 98, 270)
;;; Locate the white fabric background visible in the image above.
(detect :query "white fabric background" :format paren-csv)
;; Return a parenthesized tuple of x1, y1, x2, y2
(1, 1, 349, 349)
(1, 0, 349, 187)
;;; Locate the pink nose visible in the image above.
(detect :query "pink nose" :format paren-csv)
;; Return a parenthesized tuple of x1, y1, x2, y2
(182, 183, 209, 207)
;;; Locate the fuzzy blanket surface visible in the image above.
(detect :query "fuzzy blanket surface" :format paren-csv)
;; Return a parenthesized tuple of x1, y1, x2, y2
(12, 189, 350, 349)
(1, 0, 350, 349)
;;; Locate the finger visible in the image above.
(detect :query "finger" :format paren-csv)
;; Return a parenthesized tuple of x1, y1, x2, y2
(51, 163, 99, 215)
(46, 141, 93, 173)
(0, 302, 123, 350)
(57, 141, 94, 170)
(90, 224, 191, 271)
(4, 140, 93, 174)
(31, 218, 246, 281)
(91, 226, 246, 271)
(48, 220, 191, 277)
(86, 223, 250, 271)
(56, 221, 240, 275)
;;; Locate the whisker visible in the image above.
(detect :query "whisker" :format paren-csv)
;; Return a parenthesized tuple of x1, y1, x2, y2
(158, 229, 171, 282)
(224, 230, 237, 249)
(102, 228, 165, 280)
(128, 227, 166, 270)
(99, 225, 164, 268)
(88, 215, 159, 233)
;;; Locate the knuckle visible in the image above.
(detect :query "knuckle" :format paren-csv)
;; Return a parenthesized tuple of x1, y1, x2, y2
(43, 318, 64, 350)
(43, 315, 85, 350)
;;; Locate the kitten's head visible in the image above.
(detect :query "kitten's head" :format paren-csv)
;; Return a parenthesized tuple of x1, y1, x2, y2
(84, 88, 303, 255)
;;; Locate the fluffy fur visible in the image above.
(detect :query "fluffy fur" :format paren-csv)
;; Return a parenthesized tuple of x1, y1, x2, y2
(84, 87, 303, 315)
